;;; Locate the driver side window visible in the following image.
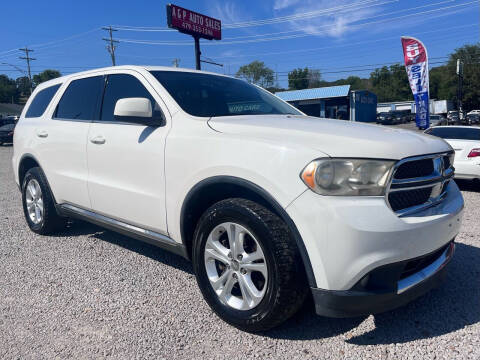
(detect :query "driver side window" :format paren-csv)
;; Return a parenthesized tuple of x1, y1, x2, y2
(100, 73, 164, 124)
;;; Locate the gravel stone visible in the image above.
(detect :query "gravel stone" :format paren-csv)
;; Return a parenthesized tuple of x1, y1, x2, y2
(0, 140, 479, 359)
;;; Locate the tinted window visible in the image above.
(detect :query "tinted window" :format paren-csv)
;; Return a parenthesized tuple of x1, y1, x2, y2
(101, 74, 162, 122)
(55, 76, 104, 120)
(150, 71, 301, 117)
(426, 127, 480, 140)
(25, 84, 61, 118)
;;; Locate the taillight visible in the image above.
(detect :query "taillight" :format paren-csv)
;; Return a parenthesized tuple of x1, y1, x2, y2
(467, 148, 480, 158)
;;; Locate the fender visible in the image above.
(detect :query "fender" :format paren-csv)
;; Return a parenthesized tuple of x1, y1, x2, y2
(180, 176, 317, 287)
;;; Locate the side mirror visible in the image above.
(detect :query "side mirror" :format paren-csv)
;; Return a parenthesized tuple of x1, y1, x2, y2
(114, 97, 152, 118)
(113, 98, 165, 126)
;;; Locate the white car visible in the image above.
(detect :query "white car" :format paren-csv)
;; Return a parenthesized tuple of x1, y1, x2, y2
(425, 126, 480, 182)
(467, 110, 480, 116)
(12, 66, 464, 331)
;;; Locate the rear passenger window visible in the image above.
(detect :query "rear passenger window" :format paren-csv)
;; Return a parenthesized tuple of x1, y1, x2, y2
(25, 84, 61, 118)
(100, 74, 162, 122)
(55, 76, 104, 120)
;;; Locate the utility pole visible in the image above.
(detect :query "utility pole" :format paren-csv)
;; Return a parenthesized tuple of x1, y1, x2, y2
(172, 58, 180, 68)
(456, 59, 464, 118)
(102, 26, 119, 66)
(19, 47, 35, 95)
(194, 36, 201, 70)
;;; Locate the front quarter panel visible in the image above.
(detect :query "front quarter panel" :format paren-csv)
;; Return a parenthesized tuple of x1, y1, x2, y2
(165, 114, 325, 244)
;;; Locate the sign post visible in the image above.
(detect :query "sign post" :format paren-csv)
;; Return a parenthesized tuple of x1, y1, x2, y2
(166, 4, 222, 70)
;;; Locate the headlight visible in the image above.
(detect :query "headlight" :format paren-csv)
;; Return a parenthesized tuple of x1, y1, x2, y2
(300, 158, 395, 196)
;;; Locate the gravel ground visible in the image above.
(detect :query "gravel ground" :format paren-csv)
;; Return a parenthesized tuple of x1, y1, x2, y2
(1, 142, 479, 360)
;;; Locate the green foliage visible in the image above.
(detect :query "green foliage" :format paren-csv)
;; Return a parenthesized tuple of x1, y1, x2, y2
(288, 67, 322, 90)
(318, 76, 370, 90)
(33, 69, 61, 87)
(16, 76, 30, 95)
(236, 61, 274, 88)
(369, 64, 411, 102)
(430, 43, 480, 111)
(0, 75, 18, 103)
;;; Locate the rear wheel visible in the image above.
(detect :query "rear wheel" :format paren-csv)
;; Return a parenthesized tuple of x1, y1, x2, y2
(22, 167, 66, 234)
(192, 198, 308, 332)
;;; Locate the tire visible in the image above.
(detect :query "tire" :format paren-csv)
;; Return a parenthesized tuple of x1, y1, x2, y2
(22, 167, 66, 235)
(192, 198, 308, 332)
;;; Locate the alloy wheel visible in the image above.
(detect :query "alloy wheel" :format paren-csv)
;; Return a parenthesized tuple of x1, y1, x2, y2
(25, 178, 44, 225)
(204, 222, 268, 311)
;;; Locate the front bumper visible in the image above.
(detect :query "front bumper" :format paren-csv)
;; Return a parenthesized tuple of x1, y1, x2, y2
(311, 241, 454, 317)
(286, 180, 464, 291)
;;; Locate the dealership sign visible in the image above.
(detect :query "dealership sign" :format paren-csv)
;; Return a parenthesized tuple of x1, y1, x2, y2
(167, 4, 221, 40)
(401, 36, 430, 129)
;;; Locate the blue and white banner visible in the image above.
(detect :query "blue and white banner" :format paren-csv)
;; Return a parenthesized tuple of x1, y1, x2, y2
(401, 36, 429, 129)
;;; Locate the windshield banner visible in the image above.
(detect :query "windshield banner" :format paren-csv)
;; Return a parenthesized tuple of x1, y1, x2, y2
(401, 36, 429, 129)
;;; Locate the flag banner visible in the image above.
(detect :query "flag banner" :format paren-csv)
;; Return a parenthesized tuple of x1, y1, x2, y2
(401, 36, 429, 129)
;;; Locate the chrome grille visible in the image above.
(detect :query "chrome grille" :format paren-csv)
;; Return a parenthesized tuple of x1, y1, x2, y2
(386, 152, 454, 216)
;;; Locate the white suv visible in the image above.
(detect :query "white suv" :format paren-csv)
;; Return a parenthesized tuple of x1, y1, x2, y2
(13, 66, 464, 331)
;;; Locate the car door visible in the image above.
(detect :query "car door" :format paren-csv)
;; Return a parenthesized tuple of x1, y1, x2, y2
(37, 74, 104, 209)
(86, 71, 170, 234)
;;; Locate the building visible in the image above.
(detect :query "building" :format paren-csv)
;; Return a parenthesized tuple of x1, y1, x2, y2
(377, 100, 454, 114)
(275, 85, 377, 122)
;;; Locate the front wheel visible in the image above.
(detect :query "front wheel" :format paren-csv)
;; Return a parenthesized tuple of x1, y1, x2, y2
(192, 198, 308, 332)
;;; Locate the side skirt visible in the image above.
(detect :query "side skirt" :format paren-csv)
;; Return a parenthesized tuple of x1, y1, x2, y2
(56, 203, 188, 259)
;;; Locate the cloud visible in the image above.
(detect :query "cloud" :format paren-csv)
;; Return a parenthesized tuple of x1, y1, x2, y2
(274, 0, 301, 11)
(210, 1, 247, 24)
(274, 0, 388, 38)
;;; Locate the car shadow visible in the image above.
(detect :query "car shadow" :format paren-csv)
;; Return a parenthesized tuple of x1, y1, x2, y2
(263, 243, 480, 344)
(456, 179, 480, 193)
(62, 219, 193, 274)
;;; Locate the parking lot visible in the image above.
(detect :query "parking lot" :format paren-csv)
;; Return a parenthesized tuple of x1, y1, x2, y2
(0, 141, 479, 359)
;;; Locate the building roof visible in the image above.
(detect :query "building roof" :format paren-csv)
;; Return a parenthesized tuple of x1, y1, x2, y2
(275, 85, 351, 102)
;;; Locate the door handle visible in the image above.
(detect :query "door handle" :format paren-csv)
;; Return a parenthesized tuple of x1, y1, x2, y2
(36, 130, 48, 138)
(90, 135, 106, 145)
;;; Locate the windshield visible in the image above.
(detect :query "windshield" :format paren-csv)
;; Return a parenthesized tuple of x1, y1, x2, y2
(150, 71, 301, 117)
(426, 127, 480, 140)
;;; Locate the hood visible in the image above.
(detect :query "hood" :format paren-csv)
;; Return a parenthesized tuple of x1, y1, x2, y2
(208, 115, 452, 160)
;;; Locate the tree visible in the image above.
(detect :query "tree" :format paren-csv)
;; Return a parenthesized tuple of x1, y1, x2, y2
(16, 76, 30, 95)
(369, 64, 411, 102)
(33, 69, 61, 87)
(288, 68, 322, 90)
(444, 43, 480, 111)
(0, 75, 18, 103)
(288, 68, 308, 90)
(236, 61, 274, 88)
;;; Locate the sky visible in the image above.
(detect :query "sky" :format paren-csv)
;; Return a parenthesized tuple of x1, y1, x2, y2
(1, 0, 479, 87)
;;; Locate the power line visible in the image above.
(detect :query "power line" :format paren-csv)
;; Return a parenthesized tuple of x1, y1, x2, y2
(112, 0, 395, 32)
(220, 0, 457, 40)
(102, 26, 119, 66)
(210, 23, 479, 59)
(110, 0, 389, 31)
(114, 1, 478, 46)
(19, 47, 35, 94)
(30, 27, 101, 50)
